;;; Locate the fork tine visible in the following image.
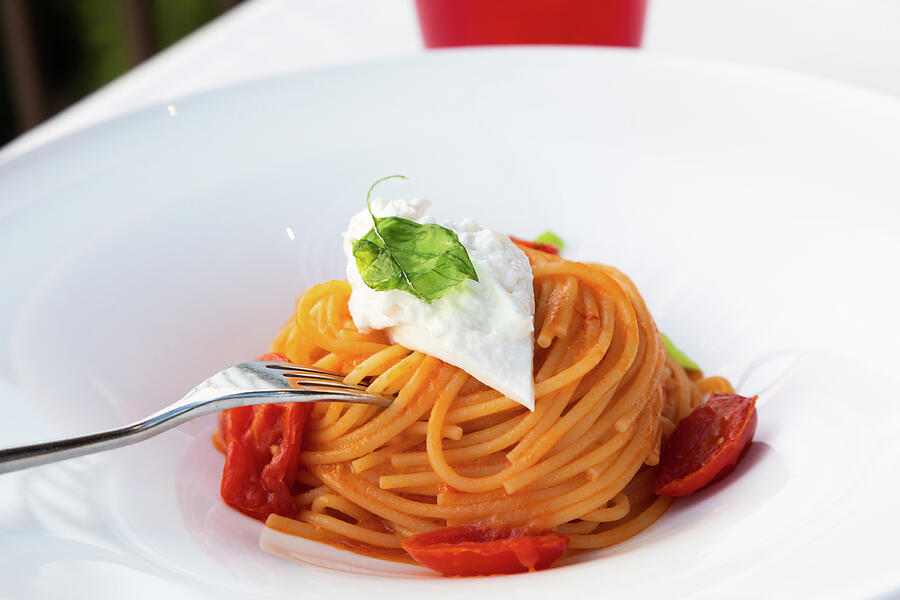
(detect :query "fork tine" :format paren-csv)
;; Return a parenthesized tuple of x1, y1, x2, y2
(243, 361, 394, 401)
(279, 372, 356, 384)
(287, 380, 374, 394)
(265, 363, 344, 379)
(247, 361, 382, 395)
(289, 386, 372, 397)
(264, 362, 375, 391)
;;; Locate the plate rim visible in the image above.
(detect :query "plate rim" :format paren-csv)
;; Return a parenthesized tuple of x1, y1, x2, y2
(4, 44, 900, 179)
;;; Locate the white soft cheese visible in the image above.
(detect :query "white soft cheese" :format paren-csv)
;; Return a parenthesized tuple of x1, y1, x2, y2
(343, 198, 536, 409)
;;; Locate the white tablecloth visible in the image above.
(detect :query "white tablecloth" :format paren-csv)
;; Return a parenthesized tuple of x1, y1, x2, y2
(2, 0, 899, 162)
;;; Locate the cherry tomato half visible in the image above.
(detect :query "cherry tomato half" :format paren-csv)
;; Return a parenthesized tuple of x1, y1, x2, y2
(509, 235, 560, 255)
(218, 353, 312, 521)
(655, 393, 758, 497)
(402, 526, 569, 576)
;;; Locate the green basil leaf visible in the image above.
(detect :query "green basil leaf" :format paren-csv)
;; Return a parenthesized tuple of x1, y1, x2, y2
(351, 176, 479, 303)
(535, 230, 565, 252)
(351, 236, 406, 292)
(661, 333, 701, 371)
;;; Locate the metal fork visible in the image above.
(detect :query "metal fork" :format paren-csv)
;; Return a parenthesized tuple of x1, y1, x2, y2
(0, 361, 393, 474)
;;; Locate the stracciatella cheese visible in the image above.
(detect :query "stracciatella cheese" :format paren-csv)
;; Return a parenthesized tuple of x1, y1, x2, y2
(343, 198, 535, 409)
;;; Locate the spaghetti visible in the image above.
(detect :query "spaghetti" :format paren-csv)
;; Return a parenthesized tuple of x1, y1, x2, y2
(220, 244, 736, 563)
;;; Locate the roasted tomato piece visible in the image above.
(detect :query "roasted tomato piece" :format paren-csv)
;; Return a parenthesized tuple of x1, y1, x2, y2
(402, 526, 569, 576)
(509, 235, 560, 255)
(655, 393, 758, 497)
(218, 352, 312, 520)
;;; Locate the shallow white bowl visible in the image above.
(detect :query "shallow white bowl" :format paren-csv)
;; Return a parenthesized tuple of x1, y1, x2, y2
(1, 48, 898, 599)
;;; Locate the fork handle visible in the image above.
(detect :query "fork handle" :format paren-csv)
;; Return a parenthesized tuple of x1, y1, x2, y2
(0, 422, 160, 474)
(0, 390, 303, 475)
(0, 398, 213, 474)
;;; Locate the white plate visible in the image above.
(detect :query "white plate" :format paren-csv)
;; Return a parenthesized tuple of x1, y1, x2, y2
(1, 48, 899, 599)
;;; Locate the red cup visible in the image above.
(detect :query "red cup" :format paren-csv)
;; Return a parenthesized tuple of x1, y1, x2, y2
(415, 0, 648, 49)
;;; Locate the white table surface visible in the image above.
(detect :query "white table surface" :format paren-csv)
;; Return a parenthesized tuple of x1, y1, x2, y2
(2, 0, 899, 163)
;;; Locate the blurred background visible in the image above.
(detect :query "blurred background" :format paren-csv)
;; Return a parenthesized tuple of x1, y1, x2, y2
(0, 1, 242, 146)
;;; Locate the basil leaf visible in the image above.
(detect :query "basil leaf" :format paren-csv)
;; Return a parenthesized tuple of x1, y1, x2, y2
(351, 176, 479, 303)
(535, 230, 565, 253)
(352, 236, 407, 292)
(661, 333, 701, 371)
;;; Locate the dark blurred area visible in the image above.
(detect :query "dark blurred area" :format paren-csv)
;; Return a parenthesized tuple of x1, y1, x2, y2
(0, 0, 243, 147)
